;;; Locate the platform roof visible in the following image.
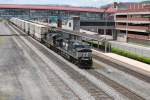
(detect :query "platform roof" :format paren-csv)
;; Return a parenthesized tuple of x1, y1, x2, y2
(0, 4, 113, 13)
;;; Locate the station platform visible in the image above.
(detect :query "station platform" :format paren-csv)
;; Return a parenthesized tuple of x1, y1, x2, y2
(92, 49, 150, 77)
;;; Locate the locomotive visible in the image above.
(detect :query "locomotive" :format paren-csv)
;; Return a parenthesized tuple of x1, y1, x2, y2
(45, 31, 93, 66)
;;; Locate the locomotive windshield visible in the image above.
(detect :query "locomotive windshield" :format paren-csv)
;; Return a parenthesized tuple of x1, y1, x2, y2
(73, 41, 90, 49)
(74, 44, 90, 49)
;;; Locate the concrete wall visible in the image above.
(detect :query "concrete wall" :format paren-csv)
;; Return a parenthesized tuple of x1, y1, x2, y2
(128, 38, 150, 46)
(110, 41, 150, 57)
(62, 17, 80, 32)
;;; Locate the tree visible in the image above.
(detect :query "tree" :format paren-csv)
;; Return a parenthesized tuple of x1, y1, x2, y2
(146, 29, 150, 39)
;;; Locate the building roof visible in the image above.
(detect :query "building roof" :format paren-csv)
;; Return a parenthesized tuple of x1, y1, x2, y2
(0, 4, 113, 13)
(104, 6, 116, 13)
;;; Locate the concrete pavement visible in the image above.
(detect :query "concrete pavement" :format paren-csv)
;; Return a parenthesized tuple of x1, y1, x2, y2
(0, 21, 79, 100)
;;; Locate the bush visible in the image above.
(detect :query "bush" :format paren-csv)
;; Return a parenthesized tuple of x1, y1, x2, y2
(112, 48, 150, 64)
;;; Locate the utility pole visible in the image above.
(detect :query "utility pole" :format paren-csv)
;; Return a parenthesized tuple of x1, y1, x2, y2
(104, 8, 109, 53)
(126, 12, 129, 42)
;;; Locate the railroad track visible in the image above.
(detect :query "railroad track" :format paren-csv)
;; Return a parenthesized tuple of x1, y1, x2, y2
(28, 36, 144, 100)
(87, 69, 144, 100)
(26, 36, 113, 100)
(8, 22, 113, 100)
(25, 19, 150, 84)
(8, 22, 145, 100)
(13, 36, 80, 100)
(93, 54, 150, 83)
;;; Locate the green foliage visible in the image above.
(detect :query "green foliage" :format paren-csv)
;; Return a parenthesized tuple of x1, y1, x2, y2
(146, 30, 150, 34)
(146, 24, 150, 35)
(112, 48, 150, 64)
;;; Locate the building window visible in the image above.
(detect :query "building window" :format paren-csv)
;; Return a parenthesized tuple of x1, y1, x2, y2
(69, 23, 71, 27)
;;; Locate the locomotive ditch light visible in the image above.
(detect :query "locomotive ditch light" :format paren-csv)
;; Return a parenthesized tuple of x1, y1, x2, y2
(107, 69, 113, 73)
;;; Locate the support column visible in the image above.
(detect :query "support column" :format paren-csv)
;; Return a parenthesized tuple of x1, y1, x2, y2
(125, 14, 129, 42)
(104, 29, 106, 35)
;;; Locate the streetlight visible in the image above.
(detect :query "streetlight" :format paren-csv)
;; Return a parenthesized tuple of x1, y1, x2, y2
(104, 8, 111, 53)
(104, 8, 108, 53)
(126, 12, 129, 42)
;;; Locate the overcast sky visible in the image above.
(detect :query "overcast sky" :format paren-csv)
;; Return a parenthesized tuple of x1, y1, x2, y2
(0, 0, 143, 7)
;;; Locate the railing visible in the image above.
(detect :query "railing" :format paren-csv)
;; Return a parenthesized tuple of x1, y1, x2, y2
(116, 17, 150, 21)
(116, 18, 127, 20)
(80, 17, 114, 22)
(117, 8, 150, 13)
(116, 25, 149, 31)
(128, 34, 149, 40)
(129, 17, 150, 21)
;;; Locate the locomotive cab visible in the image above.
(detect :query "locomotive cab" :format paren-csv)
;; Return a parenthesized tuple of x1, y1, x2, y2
(72, 41, 93, 65)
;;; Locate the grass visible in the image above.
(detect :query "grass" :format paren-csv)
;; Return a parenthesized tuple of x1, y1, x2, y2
(112, 48, 150, 64)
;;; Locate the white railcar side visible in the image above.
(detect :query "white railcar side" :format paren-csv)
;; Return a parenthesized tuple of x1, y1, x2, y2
(34, 24, 48, 41)
(25, 21, 30, 34)
(29, 23, 35, 36)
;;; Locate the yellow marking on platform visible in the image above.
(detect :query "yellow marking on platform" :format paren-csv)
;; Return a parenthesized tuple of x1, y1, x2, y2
(0, 37, 4, 44)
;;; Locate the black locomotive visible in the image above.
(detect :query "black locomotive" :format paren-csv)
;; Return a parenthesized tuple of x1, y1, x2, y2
(44, 30, 93, 67)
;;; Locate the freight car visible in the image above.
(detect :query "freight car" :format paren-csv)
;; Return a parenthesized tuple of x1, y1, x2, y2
(9, 18, 93, 67)
(10, 18, 49, 41)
